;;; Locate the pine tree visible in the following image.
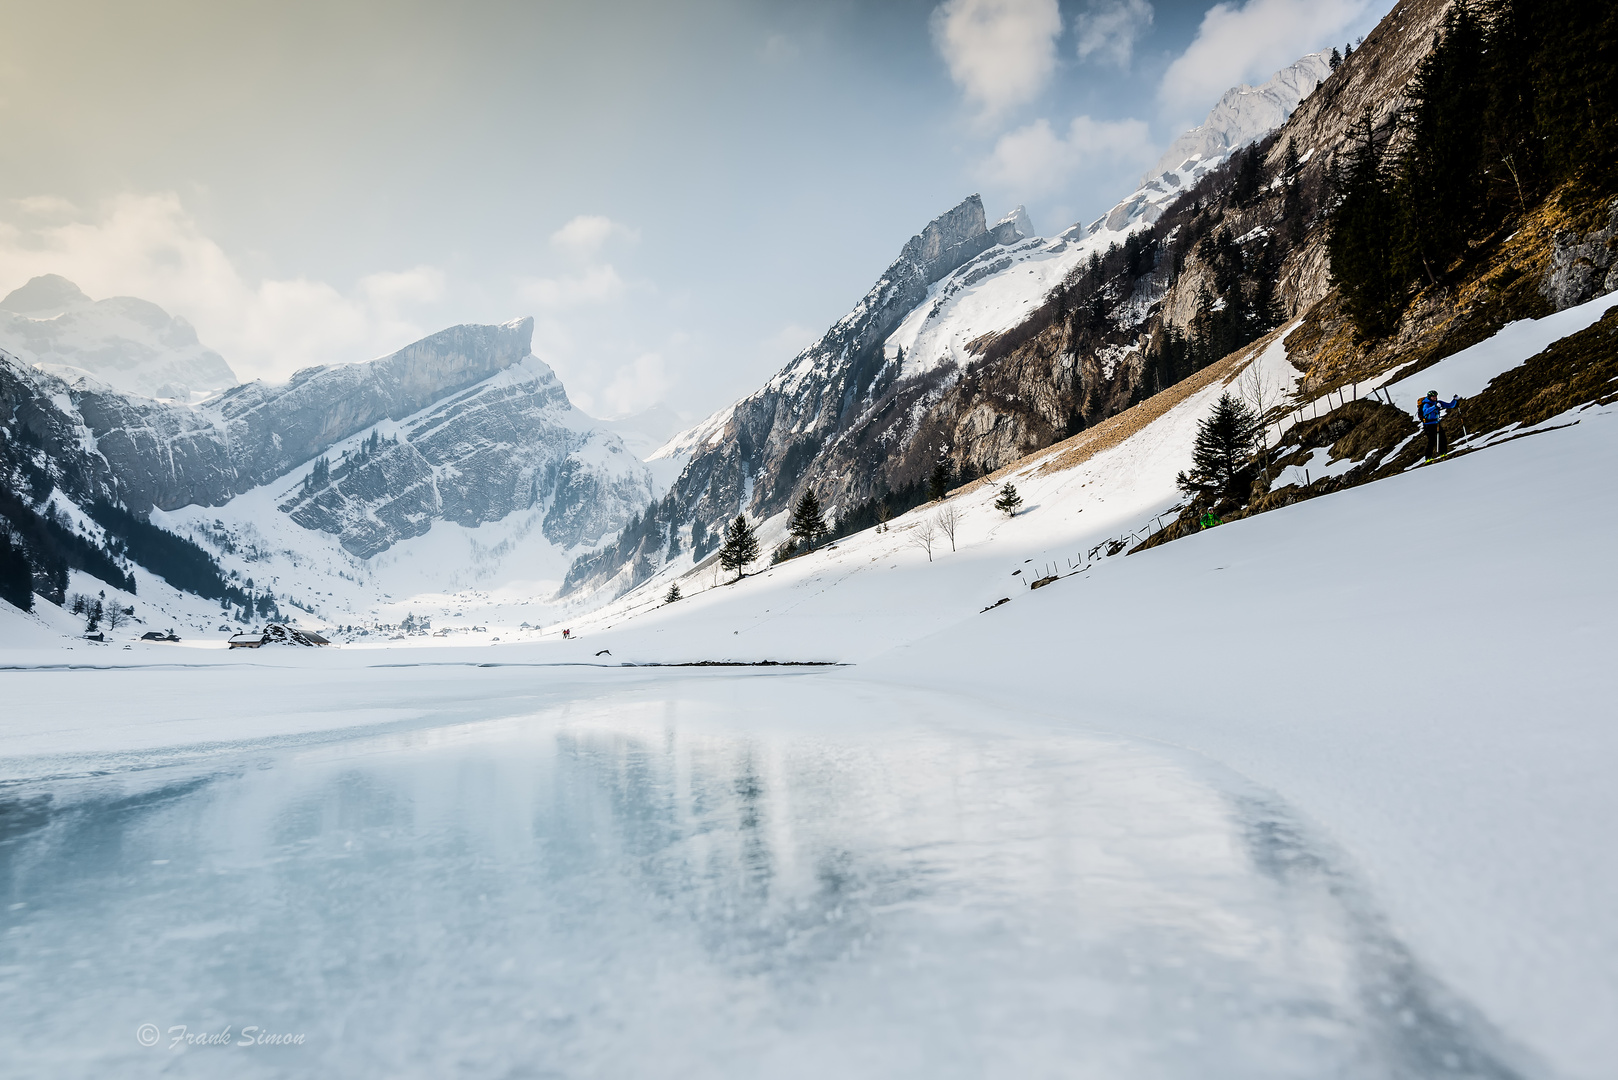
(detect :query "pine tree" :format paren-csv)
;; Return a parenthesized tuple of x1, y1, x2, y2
(993, 482, 1023, 517)
(0, 531, 32, 612)
(788, 489, 828, 551)
(1178, 393, 1262, 499)
(1328, 110, 1403, 338)
(1392, 3, 1486, 287)
(928, 461, 953, 501)
(718, 515, 759, 581)
(1329, 46, 1342, 70)
(664, 582, 681, 603)
(1232, 146, 1264, 207)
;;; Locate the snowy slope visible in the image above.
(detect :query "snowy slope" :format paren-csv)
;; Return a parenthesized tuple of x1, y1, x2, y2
(0, 274, 237, 401)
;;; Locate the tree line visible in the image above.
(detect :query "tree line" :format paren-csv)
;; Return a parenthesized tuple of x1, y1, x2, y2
(1330, 0, 1618, 338)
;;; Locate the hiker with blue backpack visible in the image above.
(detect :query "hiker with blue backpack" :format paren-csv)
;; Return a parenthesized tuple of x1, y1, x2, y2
(1419, 390, 1461, 461)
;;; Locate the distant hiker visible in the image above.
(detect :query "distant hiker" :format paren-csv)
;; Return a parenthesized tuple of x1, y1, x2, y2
(562, 629, 571, 639)
(1419, 390, 1461, 461)
(1199, 511, 1223, 530)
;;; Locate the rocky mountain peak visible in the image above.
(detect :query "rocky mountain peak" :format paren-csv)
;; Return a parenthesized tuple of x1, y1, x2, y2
(899, 195, 993, 284)
(1, 274, 93, 316)
(1147, 51, 1334, 181)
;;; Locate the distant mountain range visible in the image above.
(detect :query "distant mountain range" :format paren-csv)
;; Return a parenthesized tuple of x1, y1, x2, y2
(1, 305, 652, 623)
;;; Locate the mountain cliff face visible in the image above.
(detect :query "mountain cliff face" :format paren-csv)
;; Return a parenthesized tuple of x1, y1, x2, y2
(2, 318, 652, 579)
(0, 275, 237, 400)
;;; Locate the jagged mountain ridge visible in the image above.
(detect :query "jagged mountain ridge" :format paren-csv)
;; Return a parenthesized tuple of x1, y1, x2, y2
(563, 51, 1337, 599)
(2, 318, 652, 609)
(0, 275, 238, 401)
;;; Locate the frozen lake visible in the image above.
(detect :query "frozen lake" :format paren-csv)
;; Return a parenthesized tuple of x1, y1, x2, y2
(1, 669, 1525, 1078)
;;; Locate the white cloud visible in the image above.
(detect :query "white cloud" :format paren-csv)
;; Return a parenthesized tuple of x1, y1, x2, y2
(548, 215, 639, 261)
(761, 322, 818, 360)
(931, 0, 1063, 117)
(516, 265, 627, 310)
(1075, 0, 1154, 68)
(598, 351, 673, 417)
(1159, 0, 1374, 118)
(0, 192, 443, 382)
(981, 115, 1155, 198)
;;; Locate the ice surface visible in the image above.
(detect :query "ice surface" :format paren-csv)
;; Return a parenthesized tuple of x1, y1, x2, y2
(0, 674, 1528, 1078)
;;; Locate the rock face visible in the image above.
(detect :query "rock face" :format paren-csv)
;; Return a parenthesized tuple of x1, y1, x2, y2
(1148, 51, 1335, 180)
(1542, 202, 1618, 311)
(277, 356, 652, 556)
(1, 318, 652, 564)
(634, 196, 1010, 535)
(0, 275, 237, 400)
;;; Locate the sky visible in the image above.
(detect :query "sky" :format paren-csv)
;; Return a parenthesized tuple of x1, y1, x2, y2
(0, 0, 1389, 429)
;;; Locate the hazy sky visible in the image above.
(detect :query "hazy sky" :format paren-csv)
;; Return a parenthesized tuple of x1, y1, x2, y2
(0, 0, 1387, 425)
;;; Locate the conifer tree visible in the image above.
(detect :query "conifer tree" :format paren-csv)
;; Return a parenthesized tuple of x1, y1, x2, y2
(993, 482, 1023, 517)
(928, 462, 952, 501)
(1328, 110, 1403, 338)
(665, 582, 681, 603)
(1392, 3, 1486, 287)
(0, 531, 32, 612)
(788, 489, 828, 551)
(1178, 393, 1262, 499)
(719, 515, 759, 581)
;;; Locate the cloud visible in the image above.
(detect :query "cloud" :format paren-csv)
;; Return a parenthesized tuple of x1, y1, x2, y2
(516, 265, 627, 310)
(981, 115, 1155, 198)
(1159, 0, 1374, 118)
(0, 192, 446, 383)
(598, 351, 673, 418)
(548, 215, 639, 261)
(14, 195, 78, 219)
(1075, 0, 1153, 68)
(931, 0, 1063, 116)
(761, 322, 818, 360)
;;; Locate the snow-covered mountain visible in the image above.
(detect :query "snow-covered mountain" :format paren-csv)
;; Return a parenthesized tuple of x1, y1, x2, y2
(1147, 52, 1334, 182)
(1, 316, 653, 629)
(0, 274, 237, 400)
(567, 52, 1333, 599)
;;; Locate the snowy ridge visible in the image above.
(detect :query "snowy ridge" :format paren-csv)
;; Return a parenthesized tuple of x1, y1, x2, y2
(1147, 51, 1333, 181)
(0, 274, 237, 401)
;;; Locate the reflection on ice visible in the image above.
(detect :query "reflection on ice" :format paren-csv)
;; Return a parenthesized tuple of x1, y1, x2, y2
(0, 675, 1523, 1078)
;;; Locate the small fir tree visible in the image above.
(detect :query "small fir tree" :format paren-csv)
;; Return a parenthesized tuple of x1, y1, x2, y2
(994, 482, 1023, 517)
(1178, 393, 1262, 499)
(718, 515, 759, 581)
(928, 462, 953, 501)
(664, 582, 682, 603)
(788, 489, 828, 551)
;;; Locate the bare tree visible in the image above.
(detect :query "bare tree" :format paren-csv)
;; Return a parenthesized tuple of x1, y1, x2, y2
(909, 519, 937, 562)
(875, 501, 892, 534)
(933, 505, 959, 552)
(104, 606, 128, 631)
(1237, 361, 1286, 479)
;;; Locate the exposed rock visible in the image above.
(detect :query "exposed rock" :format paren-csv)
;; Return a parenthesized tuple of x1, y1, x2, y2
(1542, 201, 1618, 311)
(2, 318, 652, 565)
